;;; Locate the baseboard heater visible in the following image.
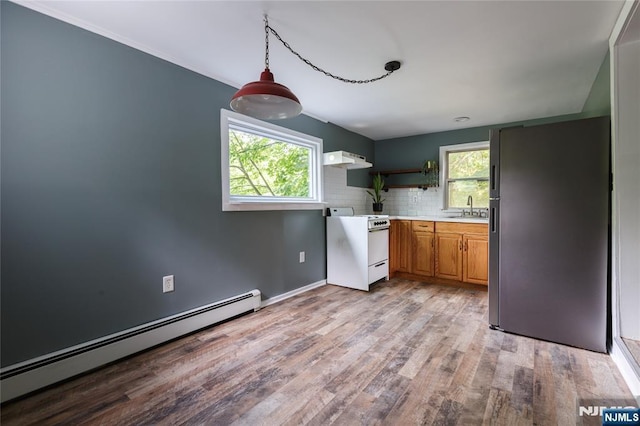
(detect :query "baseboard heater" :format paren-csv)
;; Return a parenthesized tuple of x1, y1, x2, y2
(0, 289, 261, 403)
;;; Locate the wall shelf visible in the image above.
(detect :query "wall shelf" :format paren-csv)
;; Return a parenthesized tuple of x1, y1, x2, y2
(369, 168, 438, 191)
(369, 168, 422, 177)
(382, 184, 434, 192)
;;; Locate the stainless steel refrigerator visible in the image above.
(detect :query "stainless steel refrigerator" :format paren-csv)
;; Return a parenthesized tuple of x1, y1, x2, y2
(488, 116, 610, 353)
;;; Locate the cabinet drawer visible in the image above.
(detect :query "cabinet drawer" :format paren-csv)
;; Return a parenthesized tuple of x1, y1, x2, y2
(435, 222, 488, 234)
(368, 260, 389, 284)
(412, 221, 434, 232)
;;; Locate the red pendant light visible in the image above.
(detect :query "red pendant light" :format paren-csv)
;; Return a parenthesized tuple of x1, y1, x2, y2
(230, 16, 302, 120)
(230, 68, 302, 120)
(230, 15, 401, 120)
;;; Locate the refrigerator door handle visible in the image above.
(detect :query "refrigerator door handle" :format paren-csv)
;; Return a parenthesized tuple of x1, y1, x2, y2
(491, 165, 497, 191)
(488, 199, 500, 326)
(489, 128, 500, 199)
(490, 205, 497, 233)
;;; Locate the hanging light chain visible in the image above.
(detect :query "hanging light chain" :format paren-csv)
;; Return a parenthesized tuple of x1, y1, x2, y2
(264, 16, 270, 70)
(263, 17, 397, 84)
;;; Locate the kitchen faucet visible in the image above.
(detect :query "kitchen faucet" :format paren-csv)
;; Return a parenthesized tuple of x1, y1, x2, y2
(467, 195, 474, 216)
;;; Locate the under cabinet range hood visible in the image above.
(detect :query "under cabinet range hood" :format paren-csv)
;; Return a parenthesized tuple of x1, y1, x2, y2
(323, 151, 372, 169)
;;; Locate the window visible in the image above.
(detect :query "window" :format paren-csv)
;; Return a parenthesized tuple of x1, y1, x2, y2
(440, 141, 490, 210)
(221, 109, 323, 211)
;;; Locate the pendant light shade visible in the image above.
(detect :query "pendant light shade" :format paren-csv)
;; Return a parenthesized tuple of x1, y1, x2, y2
(230, 69, 302, 120)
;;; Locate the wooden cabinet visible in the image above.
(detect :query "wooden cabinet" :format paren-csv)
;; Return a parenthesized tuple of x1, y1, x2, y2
(435, 232, 463, 281)
(398, 220, 412, 273)
(390, 219, 488, 286)
(411, 221, 435, 276)
(435, 222, 489, 285)
(463, 233, 489, 285)
(390, 220, 412, 274)
(389, 221, 398, 273)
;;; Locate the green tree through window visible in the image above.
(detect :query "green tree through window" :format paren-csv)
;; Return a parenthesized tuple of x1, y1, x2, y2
(446, 148, 490, 209)
(221, 109, 323, 211)
(229, 130, 311, 198)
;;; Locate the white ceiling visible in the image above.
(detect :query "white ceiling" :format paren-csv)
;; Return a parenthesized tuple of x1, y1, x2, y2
(17, 0, 624, 140)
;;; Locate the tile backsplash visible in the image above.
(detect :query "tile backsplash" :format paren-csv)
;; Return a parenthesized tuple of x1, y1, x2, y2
(323, 166, 369, 215)
(323, 166, 446, 216)
(382, 187, 444, 216)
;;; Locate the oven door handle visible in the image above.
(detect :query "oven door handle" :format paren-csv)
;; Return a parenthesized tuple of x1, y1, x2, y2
(368, 228, 390, 233)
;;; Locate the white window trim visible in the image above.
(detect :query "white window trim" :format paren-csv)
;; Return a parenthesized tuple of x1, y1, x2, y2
(439, 140, 489, 211)
(220, 109, 324, 212)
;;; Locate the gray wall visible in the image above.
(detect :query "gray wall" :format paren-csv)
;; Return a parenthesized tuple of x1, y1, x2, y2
(0, 2, 373, 366)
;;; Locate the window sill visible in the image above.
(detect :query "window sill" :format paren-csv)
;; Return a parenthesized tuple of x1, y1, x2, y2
(223, 201, 326, 212)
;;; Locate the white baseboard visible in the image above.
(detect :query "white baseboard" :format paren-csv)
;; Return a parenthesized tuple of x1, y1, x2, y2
(0, 290, 261, 403)
(1, 280, 326, 403)
(0, 279, 328, 403)
(611, 339, 640, 403)
(261, 280, 326, 308)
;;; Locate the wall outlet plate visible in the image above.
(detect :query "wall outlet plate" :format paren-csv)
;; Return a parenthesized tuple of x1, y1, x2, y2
(299, 251, 305, 263)
(163, 275, 174, 293)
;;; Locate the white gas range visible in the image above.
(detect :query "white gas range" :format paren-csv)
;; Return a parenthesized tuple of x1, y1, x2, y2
(326, 207, 390, 291)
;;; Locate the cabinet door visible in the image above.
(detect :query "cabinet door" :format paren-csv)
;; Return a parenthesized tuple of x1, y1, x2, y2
(389, 221, 399, 273)
(397, 220, 412, 273)
(463, 234, 489, 285)
(412, 231, 435, 276)
(435, 232, 463, 281)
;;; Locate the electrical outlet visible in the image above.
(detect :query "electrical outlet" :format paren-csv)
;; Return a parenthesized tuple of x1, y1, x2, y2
(299, 251, 305, 263)
(163, 275, 174, 293)
(412, 195, 418, 204)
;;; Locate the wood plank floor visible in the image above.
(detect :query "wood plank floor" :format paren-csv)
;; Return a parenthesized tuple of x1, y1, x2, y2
(1, 279, 635, 425)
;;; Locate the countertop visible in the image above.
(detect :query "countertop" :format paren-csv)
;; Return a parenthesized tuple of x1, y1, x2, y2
(390, 215, 488, 224)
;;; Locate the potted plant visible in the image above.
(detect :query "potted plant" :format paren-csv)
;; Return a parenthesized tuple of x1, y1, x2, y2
(421, 160, 439, 188)
(367, 173, 386, 214)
